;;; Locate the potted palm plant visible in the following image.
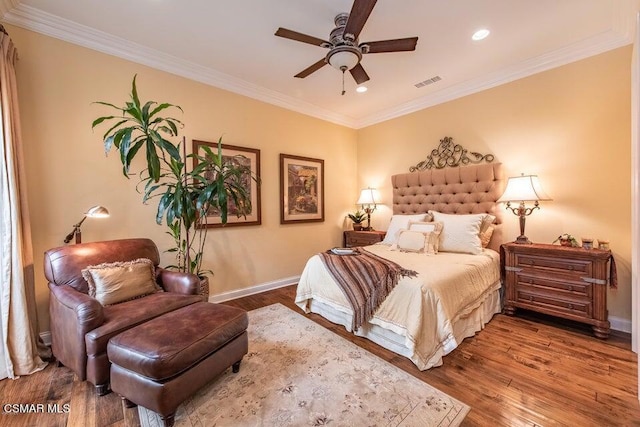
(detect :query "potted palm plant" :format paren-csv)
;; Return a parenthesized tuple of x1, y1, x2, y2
(92, 76, 257, 297)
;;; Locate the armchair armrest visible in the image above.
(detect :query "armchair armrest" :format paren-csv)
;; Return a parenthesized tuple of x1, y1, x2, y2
(49, 283, 105, 380)
(155, 267, 200, 295)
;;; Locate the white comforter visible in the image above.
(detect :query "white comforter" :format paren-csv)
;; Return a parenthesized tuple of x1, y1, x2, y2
(295, 244, 501, 369)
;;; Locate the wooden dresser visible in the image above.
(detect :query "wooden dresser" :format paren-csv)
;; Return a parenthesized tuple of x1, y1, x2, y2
(343, 230, 386, 247)
(502, 242, 612, 339)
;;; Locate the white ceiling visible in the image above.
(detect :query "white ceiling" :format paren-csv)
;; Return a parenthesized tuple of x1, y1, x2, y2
(0, 0, 637, 128)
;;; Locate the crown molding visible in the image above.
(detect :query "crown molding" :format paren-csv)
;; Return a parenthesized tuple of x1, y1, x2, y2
(354, 25, 633, 128)
(1, 3, 357, 128)
(1, 1, 636, 130)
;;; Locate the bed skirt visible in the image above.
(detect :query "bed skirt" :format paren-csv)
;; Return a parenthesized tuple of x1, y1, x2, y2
(299, 282, 501, 371)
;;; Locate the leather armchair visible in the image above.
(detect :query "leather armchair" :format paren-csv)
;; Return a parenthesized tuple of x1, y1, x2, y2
(44, 238, 203, 395)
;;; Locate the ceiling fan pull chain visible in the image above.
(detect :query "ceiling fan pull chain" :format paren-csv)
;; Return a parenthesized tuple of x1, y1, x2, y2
(341, 66, 346, 96)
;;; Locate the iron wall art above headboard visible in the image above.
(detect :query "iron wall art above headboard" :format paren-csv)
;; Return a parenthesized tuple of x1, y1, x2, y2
(409, 136, 495, 172)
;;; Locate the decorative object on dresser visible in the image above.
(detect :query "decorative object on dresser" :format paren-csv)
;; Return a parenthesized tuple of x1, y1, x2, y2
(502, 242, 614, 339)
(356, 187, 381, 230)
(497, 173, 552, 244)
(63, 205, 110, 244)
(343, 230, 386, 247)
(553, 233, 579, 247)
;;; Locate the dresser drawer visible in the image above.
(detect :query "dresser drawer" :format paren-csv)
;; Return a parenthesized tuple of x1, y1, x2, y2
(516, 289, 592, 318)
(515, 273, 592, 300)
(515, 254, 592, 275)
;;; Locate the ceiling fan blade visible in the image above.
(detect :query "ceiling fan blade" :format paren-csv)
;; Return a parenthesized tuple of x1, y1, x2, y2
(275, 28, 330, 47)
(362, 37, 418, 53)
(349, 63, 370, 85)
(343, 0, 377, 41)
(294, 58, 327, 78)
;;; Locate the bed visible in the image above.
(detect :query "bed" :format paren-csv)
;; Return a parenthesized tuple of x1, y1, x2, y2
(295, 146, 505, 370)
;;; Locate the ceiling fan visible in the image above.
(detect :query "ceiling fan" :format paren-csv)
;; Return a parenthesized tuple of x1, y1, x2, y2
(275, 0, 418, 94)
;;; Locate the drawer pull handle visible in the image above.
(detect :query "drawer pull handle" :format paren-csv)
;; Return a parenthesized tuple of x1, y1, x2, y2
(568, 286, 573, 292)
(568, 304, 574, 310)
(528, 279, 533, 284)
(528, 296, 533, 301)
(569, 266, 574, 271)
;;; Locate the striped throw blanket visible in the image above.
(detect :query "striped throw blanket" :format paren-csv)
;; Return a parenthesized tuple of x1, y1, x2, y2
(318, 247, 418, 331)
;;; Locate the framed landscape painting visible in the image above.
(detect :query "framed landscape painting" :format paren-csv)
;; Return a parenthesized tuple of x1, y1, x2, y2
(192, 140, 261, 227)
(280, 154, 324, 224)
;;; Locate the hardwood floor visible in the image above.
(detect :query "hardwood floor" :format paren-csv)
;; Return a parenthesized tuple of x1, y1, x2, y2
(1, 285, 638, 426)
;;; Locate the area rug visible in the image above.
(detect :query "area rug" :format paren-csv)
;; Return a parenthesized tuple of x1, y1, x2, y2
(138, 303, 469, 426)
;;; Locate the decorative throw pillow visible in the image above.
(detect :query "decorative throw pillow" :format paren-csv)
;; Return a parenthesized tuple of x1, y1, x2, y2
(81, 258, 159, 306)
(430, 211, 486, 255)
(408, 221, 444, 253)
(397, 229, 440, 254)
(381, 214, 428, 245)
(479, 214, 496, 248)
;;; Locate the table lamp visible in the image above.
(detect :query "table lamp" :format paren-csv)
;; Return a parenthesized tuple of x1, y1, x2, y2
(497, 174, 551, 244)
(356, 187, 381, 231)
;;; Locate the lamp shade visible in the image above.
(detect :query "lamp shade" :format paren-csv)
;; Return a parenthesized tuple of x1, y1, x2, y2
(497, 175, 551, 203)
(86, 205, 110, 218)
(356, 188, 381, 206)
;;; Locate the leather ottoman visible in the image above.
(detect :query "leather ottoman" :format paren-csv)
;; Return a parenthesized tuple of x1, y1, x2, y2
(107, 302, 248, 427)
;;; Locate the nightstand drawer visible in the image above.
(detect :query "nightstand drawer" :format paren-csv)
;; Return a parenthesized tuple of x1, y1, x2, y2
(515, 254, 591, 275)
(343, 230, 386, 248)
(515, 273, 592, 300)
(516, 289, 592, 317)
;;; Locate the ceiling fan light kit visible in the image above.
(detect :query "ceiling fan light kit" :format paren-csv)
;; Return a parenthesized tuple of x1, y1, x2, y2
(275, 0, 418, 94)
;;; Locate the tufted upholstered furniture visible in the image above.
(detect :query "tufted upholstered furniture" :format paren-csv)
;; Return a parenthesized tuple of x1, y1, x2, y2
(108, 302, 248, 427)
(44, 238, 203, 395)
(391, 162, 505, 251)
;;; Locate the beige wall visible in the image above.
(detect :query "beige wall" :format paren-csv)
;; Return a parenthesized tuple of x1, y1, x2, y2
(9, 25, 358, 332)
(10, 22, 633, 331)
(358, 46, 632, 321)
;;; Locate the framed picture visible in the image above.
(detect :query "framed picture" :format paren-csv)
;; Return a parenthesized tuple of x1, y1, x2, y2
(280, 154, 324, 224)
(192, 140, 261, 227)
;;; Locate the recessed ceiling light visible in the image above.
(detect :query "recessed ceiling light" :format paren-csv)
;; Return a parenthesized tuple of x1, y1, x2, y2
(356, 86, 368, 93)
(472, 29, 490, 41)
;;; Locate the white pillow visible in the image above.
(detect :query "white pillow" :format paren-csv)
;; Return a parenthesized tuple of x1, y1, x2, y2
(430, 211, 486, 255)
(381, 214, 428, 245)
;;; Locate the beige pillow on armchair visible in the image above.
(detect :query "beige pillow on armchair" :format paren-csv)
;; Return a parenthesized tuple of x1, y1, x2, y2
(81, 258, 160, 306)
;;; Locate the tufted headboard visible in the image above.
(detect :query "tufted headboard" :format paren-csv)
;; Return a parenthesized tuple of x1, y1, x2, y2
(391, 162, 505, 252)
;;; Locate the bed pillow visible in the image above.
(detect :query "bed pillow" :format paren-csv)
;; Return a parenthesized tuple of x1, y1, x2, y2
(430, 211, 486, 255)
(81, 258, 159, 306)
(479, 214, 496, 248)
(408, 221, 444, 253)
(381, 214, 428, 245)
(396, 229, 440, 254)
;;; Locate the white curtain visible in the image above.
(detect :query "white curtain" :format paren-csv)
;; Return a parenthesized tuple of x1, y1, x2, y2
(0, 25, 47, 379)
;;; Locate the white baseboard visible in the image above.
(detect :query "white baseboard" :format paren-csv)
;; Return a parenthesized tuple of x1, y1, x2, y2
(39, 280, 631, 342)
(609, 315, 632, 334)
(208, 276, 300, 303)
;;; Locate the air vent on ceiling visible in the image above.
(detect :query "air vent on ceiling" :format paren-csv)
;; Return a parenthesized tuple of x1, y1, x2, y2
(414, 76, 442, 88)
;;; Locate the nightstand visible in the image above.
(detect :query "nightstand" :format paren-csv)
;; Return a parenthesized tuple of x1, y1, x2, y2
(343, 230, 386, 247)
(502, 242, 612, 339)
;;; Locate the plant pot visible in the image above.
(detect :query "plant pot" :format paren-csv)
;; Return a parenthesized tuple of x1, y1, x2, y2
(353, 224, 363, 231)
(560, 239, 572, 247)
(198, 276, 210, 301)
